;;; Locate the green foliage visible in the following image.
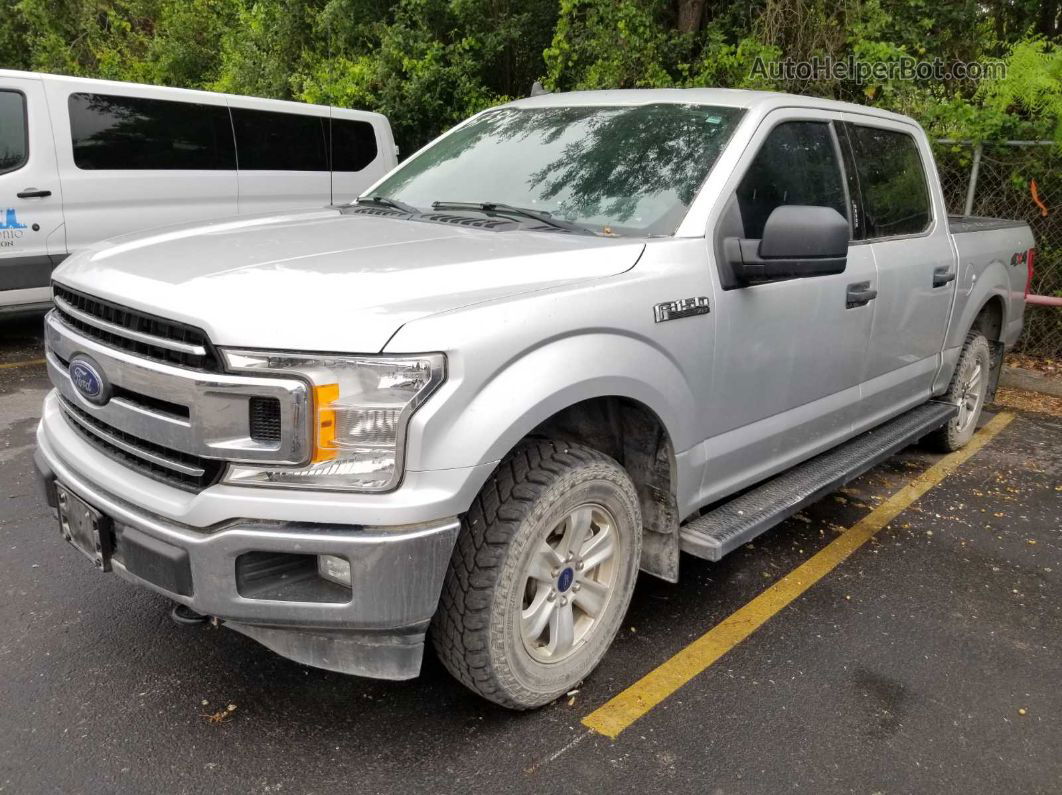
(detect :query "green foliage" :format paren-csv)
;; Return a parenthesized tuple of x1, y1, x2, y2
(685, 28, 781, 89)
(544, 0, 676, 90)
(0, 0, 31, 71)
(141, 0, 240, 88)
(978, 39, 1062, 141)
(0, 0, 1059, 152)
(293, 2, 481, 152)
(213, 0, 320, 98)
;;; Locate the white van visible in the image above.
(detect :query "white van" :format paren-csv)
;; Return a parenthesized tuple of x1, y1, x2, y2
(0, 70, 397, 312)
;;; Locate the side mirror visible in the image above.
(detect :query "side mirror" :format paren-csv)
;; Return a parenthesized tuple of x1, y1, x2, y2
(724, 205, 849, 284)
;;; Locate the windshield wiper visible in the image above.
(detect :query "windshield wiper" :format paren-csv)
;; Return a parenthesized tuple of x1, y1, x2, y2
(354, 195, 421, 215)
(431, 201, 596, 235)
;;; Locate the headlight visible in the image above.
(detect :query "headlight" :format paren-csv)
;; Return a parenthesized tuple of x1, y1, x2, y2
(222, 350, 445, 491)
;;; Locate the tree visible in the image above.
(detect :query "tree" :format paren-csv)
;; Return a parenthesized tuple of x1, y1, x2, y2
(0, 0, 1058, 151)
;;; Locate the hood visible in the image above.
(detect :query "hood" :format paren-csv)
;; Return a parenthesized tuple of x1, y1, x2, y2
(53, 209, 645, 352)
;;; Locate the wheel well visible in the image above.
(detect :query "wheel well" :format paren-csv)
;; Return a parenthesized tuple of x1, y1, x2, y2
(529, 397, 680, 582)
(971, 295, 1006, 402)
(972, 295, 1005, 342)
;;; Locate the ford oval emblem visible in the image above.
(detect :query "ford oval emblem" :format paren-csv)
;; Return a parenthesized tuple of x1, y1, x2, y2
(69, 356, 110, 406)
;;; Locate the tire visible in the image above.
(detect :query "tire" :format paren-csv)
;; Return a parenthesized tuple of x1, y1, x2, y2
(431, 438, 642, 709)
(925, 331, 992, 452)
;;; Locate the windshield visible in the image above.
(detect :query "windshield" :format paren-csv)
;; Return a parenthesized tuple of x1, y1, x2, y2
(369, 103, 744, 236)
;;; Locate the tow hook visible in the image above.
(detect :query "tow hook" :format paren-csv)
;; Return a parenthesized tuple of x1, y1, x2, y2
(170, 603, 211, 626)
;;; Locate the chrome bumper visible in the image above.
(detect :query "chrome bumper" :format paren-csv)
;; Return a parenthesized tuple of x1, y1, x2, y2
(34, 443, 460, 680)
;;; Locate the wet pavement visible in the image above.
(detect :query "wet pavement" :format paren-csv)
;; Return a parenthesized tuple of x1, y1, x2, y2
(1, 314, 1059, 793)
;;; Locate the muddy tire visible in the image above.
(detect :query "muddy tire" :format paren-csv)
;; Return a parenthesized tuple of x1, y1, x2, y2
(431, 438, 641, 709)
(925, 331, 992, 452)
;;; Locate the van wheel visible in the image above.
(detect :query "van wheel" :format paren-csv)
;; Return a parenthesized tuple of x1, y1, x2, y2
(926, 331, 992, 452)
(431, 438, 641, 709)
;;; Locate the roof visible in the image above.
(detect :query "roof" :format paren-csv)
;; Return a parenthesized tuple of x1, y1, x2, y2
(1, 69, 916, 127)
(0, 68, 339, 115)
(504, 87, 915, 125)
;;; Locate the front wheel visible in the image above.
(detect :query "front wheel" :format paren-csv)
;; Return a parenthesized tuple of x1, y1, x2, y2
(926, 331, 992, 452)
(431, 439, 642, 709)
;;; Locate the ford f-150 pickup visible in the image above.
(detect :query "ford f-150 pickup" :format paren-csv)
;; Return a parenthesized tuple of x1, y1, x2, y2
(34, 89, 1035, 709)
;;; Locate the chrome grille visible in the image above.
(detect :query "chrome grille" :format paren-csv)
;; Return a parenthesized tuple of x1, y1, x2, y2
(50, 349, 191, 420)
(60, 397, 223, 492)
(45, 306, 312, 492)
(52, 282, 220, 371)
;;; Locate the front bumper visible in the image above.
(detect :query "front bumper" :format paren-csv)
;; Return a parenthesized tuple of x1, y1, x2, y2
(34, 437, 461, 681)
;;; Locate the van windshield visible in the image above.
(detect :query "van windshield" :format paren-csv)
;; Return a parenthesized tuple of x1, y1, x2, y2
(369, 103, 744, 236)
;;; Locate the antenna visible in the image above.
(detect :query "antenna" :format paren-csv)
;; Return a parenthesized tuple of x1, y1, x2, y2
(529, 81, 550, 97)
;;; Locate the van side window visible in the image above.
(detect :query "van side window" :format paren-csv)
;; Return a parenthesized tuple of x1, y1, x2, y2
(232, 108, 327, 171)
(0, 90, 28, 174)
(736, 121, 846, 239)
(69, 93, 235, 170)
(849, 126, 930, 237)
(330, 118, 378, 172)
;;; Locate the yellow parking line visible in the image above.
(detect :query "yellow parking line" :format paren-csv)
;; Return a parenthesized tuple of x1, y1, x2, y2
(582, 411, 1015, 739)
(0, 358, 46, 370)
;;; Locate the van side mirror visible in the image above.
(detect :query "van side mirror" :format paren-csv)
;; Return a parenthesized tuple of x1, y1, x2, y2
(724, 205, 849, 284)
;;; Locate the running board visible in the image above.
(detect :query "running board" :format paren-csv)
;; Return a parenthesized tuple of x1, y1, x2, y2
(679, 402, 958, 562)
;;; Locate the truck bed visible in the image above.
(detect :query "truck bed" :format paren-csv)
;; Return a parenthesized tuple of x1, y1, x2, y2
(948, 215, 1029, 234)
(946, 215, 1034, 353)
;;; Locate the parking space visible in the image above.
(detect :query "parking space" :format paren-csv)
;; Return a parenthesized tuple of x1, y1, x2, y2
(1, 316, 1059, 793)
(0, 313, 47, 367)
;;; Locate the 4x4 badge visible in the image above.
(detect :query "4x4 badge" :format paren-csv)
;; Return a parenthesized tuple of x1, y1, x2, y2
(653, 296, 710, 323)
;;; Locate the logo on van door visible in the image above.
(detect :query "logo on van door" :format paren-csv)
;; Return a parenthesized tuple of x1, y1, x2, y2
(0, 209, 26, 230)
(0, 208, 27, 248)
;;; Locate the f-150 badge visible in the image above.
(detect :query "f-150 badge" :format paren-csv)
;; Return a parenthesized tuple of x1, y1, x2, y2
(653, 296, 710, 323)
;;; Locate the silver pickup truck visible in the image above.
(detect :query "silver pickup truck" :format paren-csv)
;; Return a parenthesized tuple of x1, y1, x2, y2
(34, 89, 1035, 709)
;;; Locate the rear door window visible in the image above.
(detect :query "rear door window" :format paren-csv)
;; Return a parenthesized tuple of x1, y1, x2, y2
(736, 121, 847, 239)
(0, 90, 28, 174)
(329, 118, 377, 172)
(848, 125, 931, 238)
(68, 93, 235, 170)
(231, 108, 327, 171)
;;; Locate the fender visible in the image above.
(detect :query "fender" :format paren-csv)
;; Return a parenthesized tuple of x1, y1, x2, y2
(399, 331, 701, 515)
(934, 258, 1010, 395)
(948, 258, 1010, 349)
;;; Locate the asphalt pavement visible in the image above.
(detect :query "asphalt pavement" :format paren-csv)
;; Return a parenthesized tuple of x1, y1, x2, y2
(1, 312, 1059, 794)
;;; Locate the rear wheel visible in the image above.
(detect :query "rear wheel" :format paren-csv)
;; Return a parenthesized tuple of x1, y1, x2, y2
(431, 439, 641, 709)
(926, 331, 992, 452)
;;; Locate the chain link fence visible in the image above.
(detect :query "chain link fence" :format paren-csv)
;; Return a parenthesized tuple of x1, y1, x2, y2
(933, 140, 1062, 359)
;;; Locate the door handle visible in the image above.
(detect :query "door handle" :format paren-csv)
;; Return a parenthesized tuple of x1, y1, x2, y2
(932, 267, 956, 287)
(17, 188, 52, 199)
(846, 281, 877, 308)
